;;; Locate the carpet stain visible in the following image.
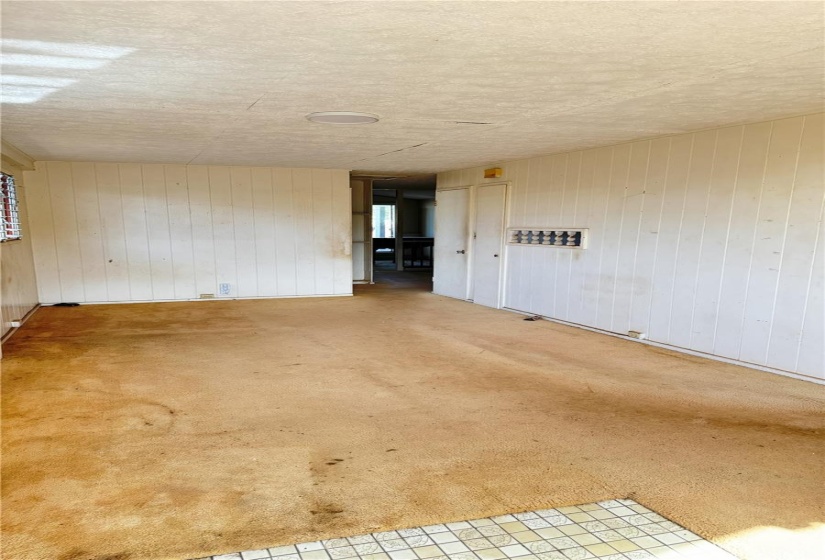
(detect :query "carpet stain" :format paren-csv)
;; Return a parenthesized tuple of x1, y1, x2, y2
(58, 550, 131, 560)
(310, 503, 345, 516)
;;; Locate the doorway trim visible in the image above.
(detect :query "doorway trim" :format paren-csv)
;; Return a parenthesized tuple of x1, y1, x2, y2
(470, 181, 510, 308)
(350, 176, 374, 284)
(433, 185, 473, 300)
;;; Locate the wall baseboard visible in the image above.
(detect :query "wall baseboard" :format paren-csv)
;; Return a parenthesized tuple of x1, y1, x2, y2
(38, 293, 353, 306)
(1, 303, 41, 346)
(503, 306, 824, 385)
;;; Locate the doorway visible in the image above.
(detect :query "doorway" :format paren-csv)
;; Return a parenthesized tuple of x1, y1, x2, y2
(371, 176, 436, 290)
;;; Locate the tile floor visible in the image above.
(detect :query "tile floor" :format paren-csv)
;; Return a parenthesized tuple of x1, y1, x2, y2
(192, 499, 738, 560)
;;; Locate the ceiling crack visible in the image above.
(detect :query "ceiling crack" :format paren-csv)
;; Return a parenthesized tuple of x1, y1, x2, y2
(246, 94, 265, 111)
(187, 90, 272, 164)
(350, 142, 429, 164)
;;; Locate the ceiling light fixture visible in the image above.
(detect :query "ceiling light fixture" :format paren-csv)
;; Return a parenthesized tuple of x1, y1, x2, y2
(306, 111, 379, 125)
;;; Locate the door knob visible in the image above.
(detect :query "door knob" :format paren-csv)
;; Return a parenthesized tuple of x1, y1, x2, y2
(456, 250, 465, 254)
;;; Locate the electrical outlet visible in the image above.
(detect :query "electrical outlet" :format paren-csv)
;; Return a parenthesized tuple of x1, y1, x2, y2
(219, 283, 231, 296)
(199, 293, 215, 299)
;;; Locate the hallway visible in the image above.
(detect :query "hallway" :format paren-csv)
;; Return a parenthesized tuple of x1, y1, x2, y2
(370, 267, 433, 292)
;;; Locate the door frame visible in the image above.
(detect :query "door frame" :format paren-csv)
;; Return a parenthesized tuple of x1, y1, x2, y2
(471, 181, 510, 308)
(350, 176, 374, 284)
(435, 185, 474, 300)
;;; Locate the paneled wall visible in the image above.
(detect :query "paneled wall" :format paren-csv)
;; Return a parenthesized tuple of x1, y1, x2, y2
(25, 163, 352, 303)
(1, 160, 39, 339)
(438, 113, 824, 381)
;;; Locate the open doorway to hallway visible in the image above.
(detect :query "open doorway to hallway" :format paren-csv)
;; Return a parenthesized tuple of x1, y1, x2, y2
(371, 176, 435, 290)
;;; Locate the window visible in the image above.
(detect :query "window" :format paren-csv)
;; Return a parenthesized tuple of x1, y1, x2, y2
(1, 172, 22, 242)
(372, 204, 396, 238)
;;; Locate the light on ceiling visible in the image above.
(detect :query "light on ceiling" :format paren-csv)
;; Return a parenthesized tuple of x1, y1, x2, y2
(306, 111, 379, 125)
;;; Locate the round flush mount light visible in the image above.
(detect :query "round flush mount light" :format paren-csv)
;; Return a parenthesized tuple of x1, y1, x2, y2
(306, 111, 379, 125)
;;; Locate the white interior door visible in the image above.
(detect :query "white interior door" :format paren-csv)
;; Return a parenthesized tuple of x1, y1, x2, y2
(433, 188, 470, 299)
(472, 183, 507, 308)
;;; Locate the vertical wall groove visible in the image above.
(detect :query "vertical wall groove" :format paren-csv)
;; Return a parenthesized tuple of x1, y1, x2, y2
(736, 122, 773, 360)
(711, 127, 745, 351)
(688, 131, 719, 348)
(795, 195, 825, 371)
(644, 137, 672, 339)
(765, 116, 806, 360)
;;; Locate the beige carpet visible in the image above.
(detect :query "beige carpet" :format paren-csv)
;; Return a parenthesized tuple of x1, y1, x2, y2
(2, 274, 823, 560)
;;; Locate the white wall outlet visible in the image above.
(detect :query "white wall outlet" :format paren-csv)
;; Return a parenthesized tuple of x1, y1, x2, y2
(219, 283, 231, 296)
(7, 320, 22, 328)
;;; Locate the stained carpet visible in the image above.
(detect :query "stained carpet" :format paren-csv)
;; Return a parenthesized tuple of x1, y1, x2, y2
(2, 275, 823, 560)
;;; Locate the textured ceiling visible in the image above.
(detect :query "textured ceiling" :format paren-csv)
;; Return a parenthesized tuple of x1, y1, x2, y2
(1, 1, 823, 174)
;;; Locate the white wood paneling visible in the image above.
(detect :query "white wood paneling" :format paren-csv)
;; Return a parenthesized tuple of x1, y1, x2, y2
(292, 168, 315, 296)
(629, 138, 667, 334)
(209, 166, 237, 297)
(570, 149, 596, 324)
(71, 162, 108, 302)
(187, 165, 214, 297)
(25, 163, 352, 304)
(142, 164, 174, 300)
(120, 163, 153, 301)
(48, 161, 85, 303)
(97, 163, 131, 301)
(251, 167, 277, 296)
(613, 141, 648, 336)
(26, 161, 60, 302)
(713, 122, 773, 361)
(739, 119, 805, 365)
(312, 169, 335, 295)
(231, 167, 258, 298)
(691, 127, 741, 353)
(438, 113, 825, 381)
(556, 152, 581, 322)
(788, 114, 825, 376)
(164, 165, 196, 299)
(273, 168, 297, 296)
(598, 143, 630, 333)
(669, 130, 716, 349)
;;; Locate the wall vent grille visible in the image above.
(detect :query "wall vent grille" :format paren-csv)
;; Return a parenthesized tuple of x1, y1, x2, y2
(507, 228, 587, 248)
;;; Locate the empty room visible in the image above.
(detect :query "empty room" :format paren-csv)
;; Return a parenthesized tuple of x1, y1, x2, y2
(1, 2, 823, 560)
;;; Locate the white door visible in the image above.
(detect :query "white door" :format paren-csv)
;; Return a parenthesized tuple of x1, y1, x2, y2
(433, 188, 470, 299)
(472, 183, 507, 308)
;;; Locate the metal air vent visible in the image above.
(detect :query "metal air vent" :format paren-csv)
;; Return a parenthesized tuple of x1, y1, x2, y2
(507, 228, 587, 248)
